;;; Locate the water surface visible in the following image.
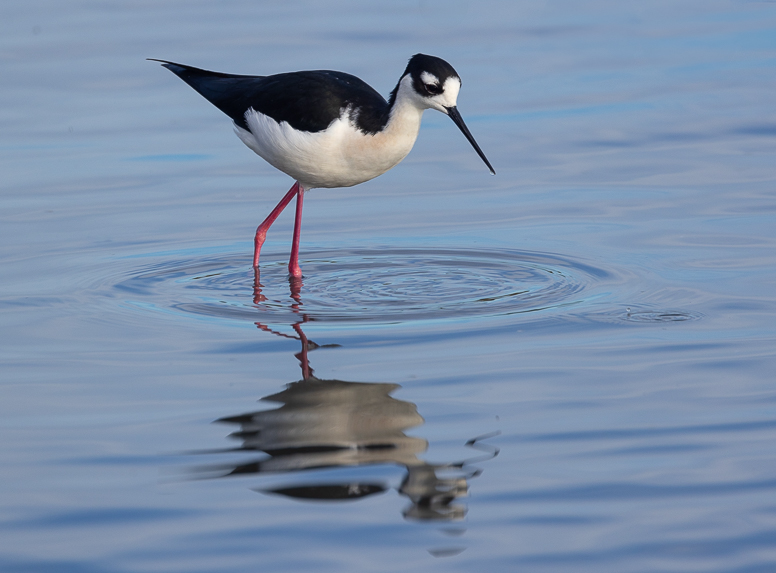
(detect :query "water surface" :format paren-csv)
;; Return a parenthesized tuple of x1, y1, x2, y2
(2, 1, 776, 571)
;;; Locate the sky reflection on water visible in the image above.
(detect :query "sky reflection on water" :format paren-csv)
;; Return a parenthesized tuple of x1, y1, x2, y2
(1, 1, 776, 572)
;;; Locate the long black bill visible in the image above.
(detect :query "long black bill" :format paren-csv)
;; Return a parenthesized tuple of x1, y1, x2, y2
(446, 106, 495, 175)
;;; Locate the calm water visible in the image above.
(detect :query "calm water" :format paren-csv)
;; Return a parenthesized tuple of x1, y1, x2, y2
(2, 1, 776, 571)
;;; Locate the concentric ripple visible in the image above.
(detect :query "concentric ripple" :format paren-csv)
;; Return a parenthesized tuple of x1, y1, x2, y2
(620, 307, 703, 323)
(115, 248, 614, 325)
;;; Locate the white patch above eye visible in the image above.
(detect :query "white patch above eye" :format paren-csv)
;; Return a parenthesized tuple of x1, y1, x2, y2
(439, 76, 461, 106)
(420, 71, 439, 86)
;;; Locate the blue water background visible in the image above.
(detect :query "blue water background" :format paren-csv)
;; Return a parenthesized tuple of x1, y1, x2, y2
(1, 1, 775, 571)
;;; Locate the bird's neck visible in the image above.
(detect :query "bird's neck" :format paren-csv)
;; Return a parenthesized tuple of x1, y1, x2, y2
(337, 76, 424, 182)
(381, 75, 426, 142)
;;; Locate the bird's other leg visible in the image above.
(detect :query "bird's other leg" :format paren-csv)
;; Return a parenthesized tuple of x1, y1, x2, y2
(253, 181, 301, 269)
(288, 185, 305, 278)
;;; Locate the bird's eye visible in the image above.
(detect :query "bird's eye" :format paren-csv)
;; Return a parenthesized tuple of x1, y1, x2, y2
(425, 83, 442, 95)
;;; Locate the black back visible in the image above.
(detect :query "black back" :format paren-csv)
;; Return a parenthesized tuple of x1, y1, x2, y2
(152, 60, 391, 134)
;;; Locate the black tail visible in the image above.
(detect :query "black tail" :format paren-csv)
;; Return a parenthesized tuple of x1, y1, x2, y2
(148, 58, 266, 130)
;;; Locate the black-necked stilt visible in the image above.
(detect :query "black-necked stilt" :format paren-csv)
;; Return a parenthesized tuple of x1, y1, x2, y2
(150, 54, 494, 278)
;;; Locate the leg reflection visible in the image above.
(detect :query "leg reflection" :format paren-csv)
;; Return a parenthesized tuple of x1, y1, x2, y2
(195, 281, 498, 525)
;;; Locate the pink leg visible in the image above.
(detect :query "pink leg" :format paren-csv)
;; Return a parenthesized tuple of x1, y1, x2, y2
(288, 185, 305, 278)
(253, 181, 301, 268)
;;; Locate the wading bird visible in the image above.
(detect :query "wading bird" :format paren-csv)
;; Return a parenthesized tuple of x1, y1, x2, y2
(151, 54, 494, 278)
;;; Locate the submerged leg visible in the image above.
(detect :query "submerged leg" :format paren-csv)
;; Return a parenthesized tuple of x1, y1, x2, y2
(288, 185, 305, 278)
(253, 181, 301, 268)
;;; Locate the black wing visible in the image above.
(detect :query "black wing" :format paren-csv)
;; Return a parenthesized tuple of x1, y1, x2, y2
(151, 60, 390, 134)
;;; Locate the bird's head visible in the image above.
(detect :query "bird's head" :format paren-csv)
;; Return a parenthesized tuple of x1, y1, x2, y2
(397, 54, 495, 175)
(404, 53, 462, 112)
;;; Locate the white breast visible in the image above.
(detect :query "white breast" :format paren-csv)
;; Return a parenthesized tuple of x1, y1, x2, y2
(234, 81, 425, 190)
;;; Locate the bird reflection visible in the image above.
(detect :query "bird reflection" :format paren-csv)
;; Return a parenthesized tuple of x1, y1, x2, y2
(195, 272, 497, 523)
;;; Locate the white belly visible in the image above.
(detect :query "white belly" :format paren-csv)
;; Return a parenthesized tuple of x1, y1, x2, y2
(235, 103, 424, 190)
